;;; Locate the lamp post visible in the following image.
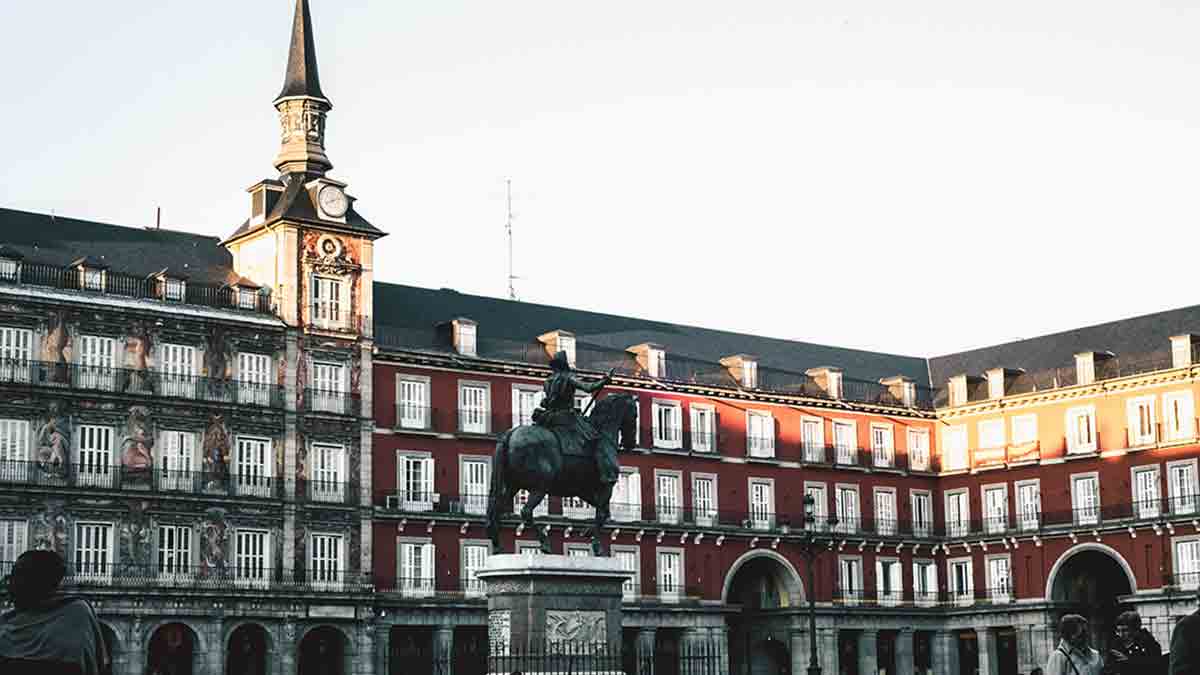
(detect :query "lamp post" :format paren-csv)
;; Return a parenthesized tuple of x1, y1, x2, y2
(803, 493, 837, 675)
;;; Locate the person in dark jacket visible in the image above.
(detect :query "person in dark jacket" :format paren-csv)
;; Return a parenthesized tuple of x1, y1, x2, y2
(1107, 611, 1161, 675)
(1171, 594, 1200, 675)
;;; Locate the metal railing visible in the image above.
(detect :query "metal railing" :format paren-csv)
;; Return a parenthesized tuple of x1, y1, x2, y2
(0, 259, 274, 313)
(832, 585, 1013, 608)
(40, 562, 373, 592)
(304, 388, 359, 415)
(393, 404, 439, 432)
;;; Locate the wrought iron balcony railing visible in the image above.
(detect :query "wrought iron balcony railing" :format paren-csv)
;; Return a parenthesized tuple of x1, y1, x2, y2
(304, 387, 359, 416)
(26, 562, 374, 592)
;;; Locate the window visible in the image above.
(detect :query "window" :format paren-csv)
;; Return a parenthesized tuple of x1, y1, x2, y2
(74, 522, 113, 584)
(399, 453, 435, 511)
(1016, 480, 1041, 531)
(76, 425, 114, 488)
(871, 425, 894, 468)
(235, 437, 272, 498)
(749, 479, 775, 531)
(158, 430, 195, 492)
(657, 549, 683, 600)
(236, 287, 259, 311)
(802, 418, 825, 463)
(558, 335, 576, 367)
(613, 546, 640, 599)
(986, 556, 1011, 603)
(652, 401, 682, 449)
(838, 557, 863, 605)
(0, 520, 29, 575)
(310, 443, 346, 503)
(462, 542, 489, 597)
(310, 533, 345, 590)
(563, 496, 595, 520)
(1169, 460, 1199, 516)
(0, 258, 18, 282)
(511, 386, 544, 428)
(835, 485, 860, 534)
(81, 267, 104, 292)
(690, 405, 715, 452)
(655, 471, 682, 524)
(876, 558, 903, 606)
(0, 327, 32, 383)
(874, 489, 896, 536)
(911, 491, 933, 537)
(949, 377, 967, 407)
(742, 360, 757, 389)
(461, 458, 490, 515)
(459, 382, 491, 434)
(982, 485, 1008, 534)
(1076, 353, 1095, 386)
(913, 560, 938, 607)
(77, 335, 117, 391)
(0, 420, 30, 477)
(1133, 466, 1161, 519)
(516, 540, 544, 556)
(566, 544, 592, 558)
(1066, 406, 1097, 454)
(908, 429, 930, 471)
(512, 489, 549, 517)
(1072, 474, 1101, 525)
(233, 529, 271, 588)
(1175, 338, 1192, 369)
(311, 362, 345, 413)
(1164, 391, 1196, 441)
(647, 349, 665, 378)
(1011, 415, 1038, 447)
(237, 353, 272, 406)
(746, 411, 774, 458)
(311, 275, 344, 327)
(612, 468, 642, 522)
(457, 323, 477, 357)
(942, 425, 968, 471)
(834, 421, 856, 465)
(1128, 397, 1157, 446)
(163, 277, 186, 302)
(398, 376, 431, 429)
(157, 525, 192, 583)
(692, 474, 717, 527)
(160, 343, 196, 399)
(949, 558, 974, 606)
(1176, 538, 1200, 589)
(978, 419, 1005, 450)
(944, 489, 969, 538)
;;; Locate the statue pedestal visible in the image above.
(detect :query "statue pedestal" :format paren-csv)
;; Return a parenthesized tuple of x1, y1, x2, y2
(478, 553, 631, 674)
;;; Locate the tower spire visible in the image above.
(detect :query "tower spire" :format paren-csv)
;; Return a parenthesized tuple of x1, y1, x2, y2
(272, 0, 333, 177)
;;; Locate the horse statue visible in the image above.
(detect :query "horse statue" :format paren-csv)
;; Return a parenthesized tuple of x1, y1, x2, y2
(486, 392, 638, 556)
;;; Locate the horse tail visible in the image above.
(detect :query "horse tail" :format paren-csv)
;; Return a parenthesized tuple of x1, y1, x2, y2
(486, 430, 512, 538)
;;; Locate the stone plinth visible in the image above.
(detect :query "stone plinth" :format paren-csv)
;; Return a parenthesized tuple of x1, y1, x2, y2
(478, 553, 631, 672)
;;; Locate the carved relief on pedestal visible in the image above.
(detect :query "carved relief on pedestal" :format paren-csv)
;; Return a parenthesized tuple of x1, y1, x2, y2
(545, 611, 606, 647)
(488, 611, 511, 655)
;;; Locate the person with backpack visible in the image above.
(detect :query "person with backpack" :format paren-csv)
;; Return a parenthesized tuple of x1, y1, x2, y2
(1047, 614, 1104, 675)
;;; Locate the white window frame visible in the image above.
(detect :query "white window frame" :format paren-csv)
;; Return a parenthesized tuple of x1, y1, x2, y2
(647, 348, 665, 378)
(873, 487, 897, 536)
(461, 540, 490, 597)
(0, 327, 33, 384)
(907, 428, 930, 471)
(911, 489, 933, 537)
(309, 532, 346, 590)
(1127, 396, 1158, 447)
(802, 417, 825, 463)
(557, 334, 576, 368)
(158, 429, 196, 492)
(875, 556, 903, 606)
(981, 483, 1008, 535)
(913, 558, 938, 607)
(565, 543, 593, 558)
(656, 547, 684, 601)
(746, 410, 775, 458)
(944, 488, 970, 538)
(310, 361, 346, 414)
(159, 343, 197, 399)
(562, 495, 596, 520)
(310, 442, 347, 503)
(692, 472, 718, 527)
(871, 423, 895, 468)
(0, 419, 30, 473)
(1071, 472, 1101, 525)
(460, 455, 491, 516)
(157, 524, 193, 585)
(655, 470, 683, 525)
(948, 556, 974, 606)
(512, 384, 544, 428)
(1011, 414, 1038, 447)
(942, 425, 968, 471)
(749, 478, 775, 531)
(0, 520, 29, 576)
(237, 352, 272, 406)
(397, 374, 432, 430)
(1174, 535, 1200, 589)
(311, 274, 346, 328)
(689, 403, 715, 453)
(978, 419, 1005, 451)
(398, 451, 435, 512)
(398, 537, 435, 598)
(805, 482, 828, 532)
(985, 554, 1012, 604)
(1016, 479, 1041, 532)
(1168, 458, 1199, 516)
(0, 258, 19, 283)
(612, 467, 642, 523)
(741, 360, 757, 389)
(652, 399, 682, 449)
(1132, 464, 1161, 519)
(77, 335, 117, 391)
(612, 544, 641, 599)
(838, 555, 863, 605)
(833, 420, 857, 465)
(74, 521, 114, 585)
(1164, 391, 1196, 442)
(76, 425, 114, 488)
(456, 323, 477, 358)
(1066, 405, 1098, 454)
(458, 380, 491, 435)
(162, 277, 186, 302)
(234, 436, 273, 498)
(835, 483, 860, 535)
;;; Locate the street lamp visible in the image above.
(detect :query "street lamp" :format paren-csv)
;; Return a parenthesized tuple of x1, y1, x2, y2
(802, 493, 837, 675)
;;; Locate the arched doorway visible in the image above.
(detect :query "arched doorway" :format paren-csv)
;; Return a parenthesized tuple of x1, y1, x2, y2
(147, 623, 199, 675)
(299, 626, 349, 675)
(724, 551, 805, 675)
(227, 623, 273, 675)
(1047, 545, 1136, 655)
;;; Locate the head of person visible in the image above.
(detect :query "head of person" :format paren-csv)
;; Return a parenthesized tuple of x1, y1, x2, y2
(1059, 614, 1090, 649)
(4, 550, 66, 609)
(549, 351, 570, 372)
(1115, 611, 1142, 644)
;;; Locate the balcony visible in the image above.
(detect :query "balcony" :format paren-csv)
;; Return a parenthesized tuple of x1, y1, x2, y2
(457, 409, 504, 436)
(301, 478, 362, 506)
(0, 358, 284, 408)
(394, 404, 438, 432)
(304, 388, 358, 416)
(307, 309, 370, 336)
(48, 562, 373, 593)
(832, 585, 1016, 608)
(746, 436, 776, 459)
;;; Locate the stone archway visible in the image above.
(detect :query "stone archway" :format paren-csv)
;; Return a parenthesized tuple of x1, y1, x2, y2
(1045, 543, 1137, 655)
(227, 622, 274, 675)
(722, 550, 805, 608)
(147, 622, 201, 675)
(299, 625, 352, 675)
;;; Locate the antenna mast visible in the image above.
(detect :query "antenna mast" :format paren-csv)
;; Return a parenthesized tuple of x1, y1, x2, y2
(506, 178, 518, 300)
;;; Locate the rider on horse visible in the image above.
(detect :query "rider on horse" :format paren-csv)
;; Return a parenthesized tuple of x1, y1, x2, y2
(532, 351, 617, 485)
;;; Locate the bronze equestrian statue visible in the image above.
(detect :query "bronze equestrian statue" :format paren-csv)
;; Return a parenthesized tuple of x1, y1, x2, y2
(486, 353, 637, 556)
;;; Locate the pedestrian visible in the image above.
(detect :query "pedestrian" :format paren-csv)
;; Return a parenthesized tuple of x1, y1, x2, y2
(1046, 614, 1104, 675)
(1107, 611, 1161, 675)
(1170, 591, 1200, 675)
(0, 550, 111, 675)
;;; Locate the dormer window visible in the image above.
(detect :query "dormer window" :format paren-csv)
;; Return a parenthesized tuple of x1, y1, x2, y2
(806, 367, 842, 399)
(540, 330, 576, 367)
(559, 334, 576, 367)
(72, 258, 107, 292)
(742, 360, 758, 388)
(720, 355, 759, 389)
(648, 348, 666, 378)
(453, 319, 477, 357)
(164, 278, 186, 302)
(0, 248, 22, 283)
(948, 375, 968, 407)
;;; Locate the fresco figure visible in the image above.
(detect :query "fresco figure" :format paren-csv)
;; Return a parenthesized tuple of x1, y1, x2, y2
(35, 402, 70, 478)
(200, 508, 228, 578)
(40, 312, 68, 384)
(203, 414, 229, 489)
(121, 406, 154, 476)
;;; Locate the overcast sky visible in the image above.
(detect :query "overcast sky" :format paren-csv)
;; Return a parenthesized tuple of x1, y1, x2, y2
(2, 1, 1199, 359)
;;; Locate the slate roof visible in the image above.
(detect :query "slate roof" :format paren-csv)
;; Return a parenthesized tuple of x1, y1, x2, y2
(373, 283, 930, 386)
(277, 0, 327, 103)
(927, 304, 1200, 386)
(224, 174, 385, 243)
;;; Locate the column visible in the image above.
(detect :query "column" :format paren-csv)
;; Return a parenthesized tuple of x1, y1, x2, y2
(357, 623, 377, 675)
(858, 630, 879, 675)
(791, 629, 809, 675)
(933, 631, 960, 675)
(819, 629, 838, 675)
(280, 621, 297, 675)
(712, 626, 730, 675)
(125, 621, 145, 675)
(434, 626, 454, 675)
(637, 627, 657, 675)
(375, 624, 390, 675)
(1017, 623, 1053, 674)
(896, 629, 915, 675)
(977, 628, 998, 675)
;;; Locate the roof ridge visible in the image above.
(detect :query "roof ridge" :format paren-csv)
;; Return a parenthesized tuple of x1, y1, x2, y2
(0, 207, 221, 243)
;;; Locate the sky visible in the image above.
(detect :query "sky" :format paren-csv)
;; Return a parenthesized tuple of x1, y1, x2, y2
(3, 0, 1200, 359)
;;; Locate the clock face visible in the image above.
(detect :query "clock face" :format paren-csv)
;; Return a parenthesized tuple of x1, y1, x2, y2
(318, 185, 348, 218)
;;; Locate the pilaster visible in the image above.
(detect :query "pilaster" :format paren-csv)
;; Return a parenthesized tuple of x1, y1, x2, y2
(819, 629, 838, 675)
(637, 627, 657, 675)
(357, 623, 376, 675)
(858, 629, 879, 675)
(434, 626, 454, 675)
(791, 629, 809, 675)
(933, 631, 960, 675)
(374, 624, 389, 675)
(896, 628, 915, 675)
(978, 628, 998, 675)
